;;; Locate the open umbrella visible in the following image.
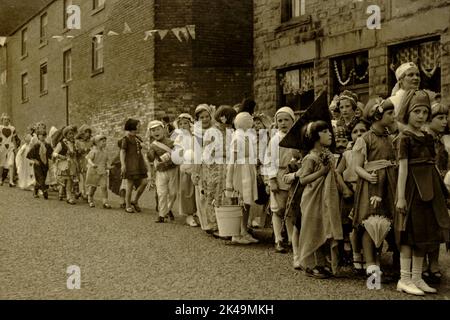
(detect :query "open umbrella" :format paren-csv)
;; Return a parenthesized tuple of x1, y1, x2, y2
(362, 215, 392, 248)
(279, 91, 336, 153)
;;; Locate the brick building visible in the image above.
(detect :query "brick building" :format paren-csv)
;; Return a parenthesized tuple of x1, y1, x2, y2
(0, 0, 253, 146)
(254, 0, 450, 114)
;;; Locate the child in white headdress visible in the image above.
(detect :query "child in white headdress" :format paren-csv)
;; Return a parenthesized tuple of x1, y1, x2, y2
(226, 111, 259, 244)
(263, 107, 296, 253)
(390, 62, 421, 117)
(16, 133, 35, 190)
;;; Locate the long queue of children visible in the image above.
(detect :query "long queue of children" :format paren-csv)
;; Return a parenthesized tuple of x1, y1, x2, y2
(1, 63, 449, 297)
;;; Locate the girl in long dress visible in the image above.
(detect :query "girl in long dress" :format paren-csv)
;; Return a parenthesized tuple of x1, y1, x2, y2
(296, 120, 343, 278)
(395, 90, 450, 295)
(352, 98, 397, 277)
(15, 134, 35, 190)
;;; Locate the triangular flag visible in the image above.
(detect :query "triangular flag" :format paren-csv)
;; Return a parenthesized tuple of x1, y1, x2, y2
(171, 28, 183, 42)
(186, 25, 196, 40)
(279, 91, 336, 153)
(0, 37, 6, 46)
(123, 22, 132, 34)
(144, 30, 158, 41)
(180, 27, 189, 41)
(158, 30, 168, 40)
(107, 30, 119, 36)
(52, 35, 64, 42)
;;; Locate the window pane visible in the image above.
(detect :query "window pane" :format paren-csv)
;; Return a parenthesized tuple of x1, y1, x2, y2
(64, 0, 73, 28)
(22, 29, 27, 55)
(64, 50, 72, 82)
(41, 13, 48, 40)
(40, 63, 48, 93)
(93, 34, 104, 71)
(22, 74, 28, 100)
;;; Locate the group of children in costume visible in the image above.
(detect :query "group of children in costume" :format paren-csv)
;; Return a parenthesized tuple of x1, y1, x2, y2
(2, 62, 449, 296)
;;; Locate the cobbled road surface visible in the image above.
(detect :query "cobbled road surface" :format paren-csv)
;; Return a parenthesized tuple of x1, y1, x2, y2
(1, 186, 449, 300)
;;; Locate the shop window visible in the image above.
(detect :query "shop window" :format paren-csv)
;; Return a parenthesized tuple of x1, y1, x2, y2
(331, 51, 369, 104)
(278, 63, 314, 111)
(388, 37, 441, 94)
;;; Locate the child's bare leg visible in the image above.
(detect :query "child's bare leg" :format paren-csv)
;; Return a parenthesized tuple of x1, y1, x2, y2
(241, 204, 251, 236)
(88, 186, 96, 203)
(428, 246, 440, 273)
(362, 231, 376, 270)
(133, 178, 147, 204)
(285, 215, 294, 244)
(119, 189, 126, 206)
(8, 164, 15, 184)
(292, 226, 300, 267)
(272, 212, 283, 244)
(100, 184, 108, 205)
(125, 180, 133, 209)
(350, 229, 363, 269)
(66, 178, 74, 201)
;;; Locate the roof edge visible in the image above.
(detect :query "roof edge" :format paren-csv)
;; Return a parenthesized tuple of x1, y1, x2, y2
(8, 0, 58, 37)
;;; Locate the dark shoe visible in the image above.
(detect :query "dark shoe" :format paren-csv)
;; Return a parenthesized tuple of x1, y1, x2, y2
(155, 216, 166, 223)
(305, 266, 332, 279)
(167, 211, 175, 221)
(120, 203, 126, 209)
(9, 182, 16, 188)
(125, 207, 135, 213)
(131, 202, 142, 213)
(212, 231, 231, 240)
(67, 199, 76, 205)
(275, 241, 287, 253)
(43, 191, 49, 199)
(89, 202, 95, 208)
(425, 270, 442, 284)
(103, 203, 112, 209)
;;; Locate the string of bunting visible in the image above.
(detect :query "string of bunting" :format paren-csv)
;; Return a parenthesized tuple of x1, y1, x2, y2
(48, 23, 195, 43)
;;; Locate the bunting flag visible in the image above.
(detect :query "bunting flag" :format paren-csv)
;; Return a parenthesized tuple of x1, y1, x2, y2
(0, 36, 6, 46)
(171, 28, 183, 42)
(144, 30, 158, 41)
(123, 22, 132, 34)
(186, 25, 196, 40)
(107, 30, 119, 36)
(180, 27, 190, 41)
(158, 30, 168, 40)
(52, 35, 65, 42)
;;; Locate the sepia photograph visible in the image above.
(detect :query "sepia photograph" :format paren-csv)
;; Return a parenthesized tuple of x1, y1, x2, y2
(0, 0, 449, 309)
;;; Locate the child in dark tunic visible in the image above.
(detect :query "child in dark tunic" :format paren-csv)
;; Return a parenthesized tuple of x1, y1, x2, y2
(27, 129, 53, 199)
(395, 90, 450, 296)
(120, 119, 148, 213)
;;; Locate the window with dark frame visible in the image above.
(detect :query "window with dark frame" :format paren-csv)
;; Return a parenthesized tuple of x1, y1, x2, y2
(93, 0, 105, 10)
(40, 13, 48, 43)
(331, 51, 369, 104)
(40, 62, 48, 94)
(63, 49, 72, 83)
(21, 28, 28, 56)
(388, 37, 441, 94)
(22, 73, 29, 102)
(277, 63, 315, 111)
(92, 33, 104, 73)
(63, 0, 73, 29)
(281, 0, 305, 23)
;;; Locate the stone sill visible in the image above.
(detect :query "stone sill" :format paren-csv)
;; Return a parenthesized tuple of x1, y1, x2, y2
(91, 68, 104, 78)
(21, 98, 29, 104)
(20, 53, 28, 60)
(276, 15, 312, 33)
(91, 6, 105, 16)
(39, 39, 48, 48)
(62, 79, 72, 87)
(40, 90, 48, 97)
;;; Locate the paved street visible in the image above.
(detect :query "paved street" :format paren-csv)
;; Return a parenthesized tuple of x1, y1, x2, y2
(0, 186, 449, 300)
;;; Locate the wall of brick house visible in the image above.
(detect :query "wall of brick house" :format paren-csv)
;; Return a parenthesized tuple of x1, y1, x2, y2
(0, 46, 8, 116)
(68, 0, 156, 152)
(4, 0, 67, 135)
(254, 0, 450, 114)
(153, 0, 253, 121)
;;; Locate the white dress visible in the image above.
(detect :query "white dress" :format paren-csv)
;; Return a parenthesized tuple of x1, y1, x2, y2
(16, 143, 35, 189)
(0, 124, 17, 167)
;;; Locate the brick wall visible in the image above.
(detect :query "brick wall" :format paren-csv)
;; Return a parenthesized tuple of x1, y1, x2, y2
(254, 0, 450, 113)
(153, 0, 253, 120)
